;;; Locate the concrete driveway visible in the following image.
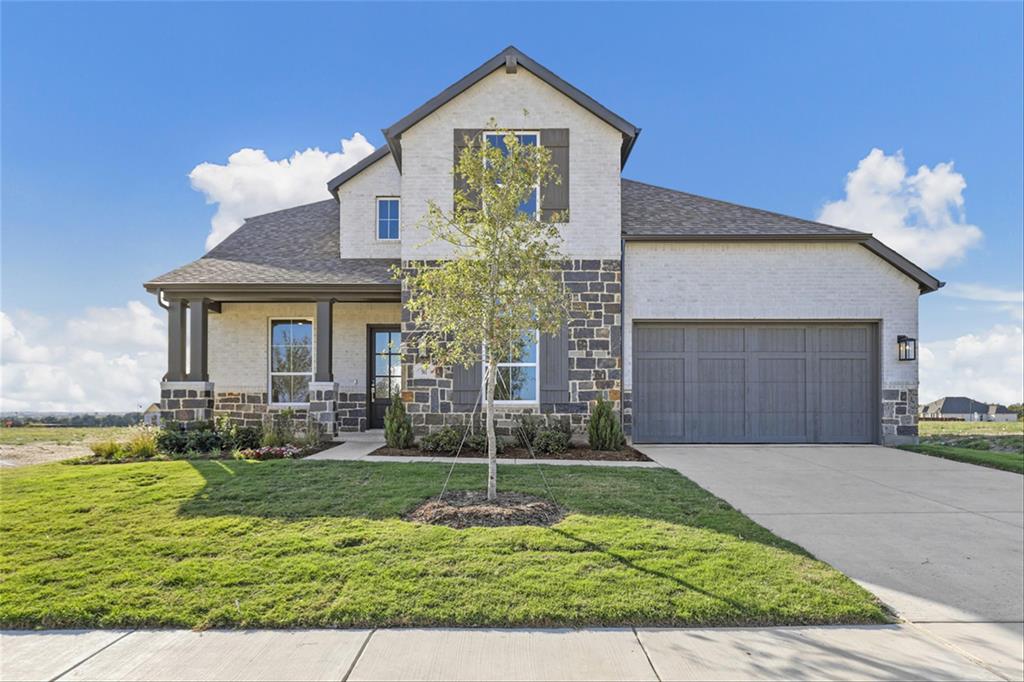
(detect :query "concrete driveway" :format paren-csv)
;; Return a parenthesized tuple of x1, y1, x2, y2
(635, 444, 1024, 679)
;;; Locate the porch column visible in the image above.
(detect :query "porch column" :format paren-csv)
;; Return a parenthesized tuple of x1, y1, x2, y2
(166, 299, 187, 381)
(315, 299, 334, 382)
(187, 298, 209, 382)
(309, 299, 338, 438)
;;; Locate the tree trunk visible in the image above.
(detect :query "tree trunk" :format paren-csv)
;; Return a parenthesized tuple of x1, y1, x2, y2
(485, 353, 498, 501)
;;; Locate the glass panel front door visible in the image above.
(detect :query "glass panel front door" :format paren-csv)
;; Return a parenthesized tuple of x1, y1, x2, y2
(369, 328, 401, 429)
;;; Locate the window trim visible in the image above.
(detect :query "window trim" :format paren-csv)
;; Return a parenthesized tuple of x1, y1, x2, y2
(483, 131, 540, 220)
(376, 197, 401, 241)
(483, 330, 539, 405)
(267, 317, 315, 407)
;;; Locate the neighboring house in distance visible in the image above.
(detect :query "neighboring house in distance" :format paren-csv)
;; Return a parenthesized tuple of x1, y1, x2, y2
(920, 397, 1019, 422)
(145, 46, 942, 446)
(142, 403, 162, 427)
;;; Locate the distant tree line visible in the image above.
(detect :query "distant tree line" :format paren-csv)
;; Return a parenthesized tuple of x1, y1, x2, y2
(2, 413, 143, 428)
(1009, 404, 1024, 421)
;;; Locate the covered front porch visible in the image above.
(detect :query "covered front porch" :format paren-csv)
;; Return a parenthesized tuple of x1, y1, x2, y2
(150, 283, 402, 436)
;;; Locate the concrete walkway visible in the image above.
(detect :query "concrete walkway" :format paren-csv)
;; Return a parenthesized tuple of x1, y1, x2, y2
(307, 431, 662, 467)
(635, 444, 1024, 680)
(0, 624, 1010, 681)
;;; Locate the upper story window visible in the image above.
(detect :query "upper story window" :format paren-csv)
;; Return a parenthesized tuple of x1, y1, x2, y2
(269, 319, 313, 405)
(484, 330, 539, 403)
(377, 197, 400, 240)
(484, 132, 538, 217)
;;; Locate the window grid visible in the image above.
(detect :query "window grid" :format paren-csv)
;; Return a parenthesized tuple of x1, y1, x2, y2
(484, 132, 539, 218)
(484, 331, 539, 403)
(377, 198, 400, 240)
(268, 318, 314, 406)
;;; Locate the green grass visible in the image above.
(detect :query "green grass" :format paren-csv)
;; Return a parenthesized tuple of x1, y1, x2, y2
(0, 460, 886, 629)
(919, 420, 1023, 437)
(0, 426, 132, 446)
(900, 444, 1024, 474)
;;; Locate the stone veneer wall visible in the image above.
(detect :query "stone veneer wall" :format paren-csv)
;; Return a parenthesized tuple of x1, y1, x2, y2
(160, 382, 214, 425)
(401, 259, 623, 437)
(882, 386, 918, 443)
(212, 392, 307, 431)
(334, 391, 368, 432)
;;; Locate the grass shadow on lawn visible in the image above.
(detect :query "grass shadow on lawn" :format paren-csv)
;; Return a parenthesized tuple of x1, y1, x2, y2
(0, 459, 888, 629)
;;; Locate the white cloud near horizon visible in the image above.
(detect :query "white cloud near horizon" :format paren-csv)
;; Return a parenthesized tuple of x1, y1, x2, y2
(920, 324, 1024, 406)
(0, 304, 166, 413)
(818, 148, 983, 270)
(189, 133, 376, 251)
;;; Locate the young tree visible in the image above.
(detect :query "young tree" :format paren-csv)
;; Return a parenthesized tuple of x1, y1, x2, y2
(402, 126, 569, 500)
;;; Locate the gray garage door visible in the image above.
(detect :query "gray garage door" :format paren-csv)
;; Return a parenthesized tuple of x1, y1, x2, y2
(632, 323, 878, 444)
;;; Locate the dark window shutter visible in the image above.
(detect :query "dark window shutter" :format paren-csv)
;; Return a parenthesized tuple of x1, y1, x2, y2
(451, 359, 482, 411)
(540, 129, 569, 222)
(540, 322, 570, 404)
(453, 129, 483, 212)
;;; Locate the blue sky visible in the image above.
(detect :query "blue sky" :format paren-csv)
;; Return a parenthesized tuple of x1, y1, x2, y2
(2, 2, 1022, 410)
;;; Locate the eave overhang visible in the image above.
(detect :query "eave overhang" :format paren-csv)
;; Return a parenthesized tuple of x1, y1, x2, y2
(144, 281, 401, 303)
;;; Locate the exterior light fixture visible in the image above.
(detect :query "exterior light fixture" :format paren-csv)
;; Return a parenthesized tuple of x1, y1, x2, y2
(897, 335, 917, 361)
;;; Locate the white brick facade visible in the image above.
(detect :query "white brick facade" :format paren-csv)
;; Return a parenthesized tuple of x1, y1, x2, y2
(208, 302, 401, 394)
(622, 241, 920, 391)
(337, 155, 402, 259)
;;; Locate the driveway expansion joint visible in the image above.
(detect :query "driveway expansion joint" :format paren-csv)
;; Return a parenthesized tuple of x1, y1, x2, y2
(52, 629, 135, 682)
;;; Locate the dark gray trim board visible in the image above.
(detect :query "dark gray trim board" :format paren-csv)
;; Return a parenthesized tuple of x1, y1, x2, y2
(327, 146, 391, 197)
(382, 46, 640, 171)
(147, 283, 401, 304)
(862, 237, 944, 294)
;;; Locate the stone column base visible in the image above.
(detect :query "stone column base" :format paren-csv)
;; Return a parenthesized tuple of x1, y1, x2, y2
(308, 381, 339, 437)
(161, 381, 214, 426)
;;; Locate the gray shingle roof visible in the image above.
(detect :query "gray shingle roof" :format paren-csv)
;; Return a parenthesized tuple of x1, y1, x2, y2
(146, 200, 398, 287)
(621, 179, 865, 238)
(922, 397, 1001, 415)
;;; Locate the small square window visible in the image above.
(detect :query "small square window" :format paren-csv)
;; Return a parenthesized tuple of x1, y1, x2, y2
(377, 198, 400, 240)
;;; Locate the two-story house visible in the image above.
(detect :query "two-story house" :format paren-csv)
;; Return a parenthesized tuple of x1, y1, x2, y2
(145, 46, 942, 446)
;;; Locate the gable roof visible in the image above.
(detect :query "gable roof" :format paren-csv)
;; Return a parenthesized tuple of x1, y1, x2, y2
(382, 45, 640, 170)
(145, 200, 398, 291)
(327, 146, 391, 198)
(621, 179, 943, 293)
(922, 397, 999, 415)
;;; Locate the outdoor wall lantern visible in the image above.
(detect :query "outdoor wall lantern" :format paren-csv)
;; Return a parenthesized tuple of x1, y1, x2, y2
(897, 335, 917, 361)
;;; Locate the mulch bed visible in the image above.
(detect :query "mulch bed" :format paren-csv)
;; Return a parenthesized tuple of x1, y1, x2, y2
(404, 491, 565, 528)
(372, 444, 652, 462)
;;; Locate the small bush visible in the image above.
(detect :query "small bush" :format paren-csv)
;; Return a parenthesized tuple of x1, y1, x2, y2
(532, 429, 571, 454)
(588, 397, 625, 451)
(184, 429, 222, 454)
(236, 445, 303, 461)
(156, 426, 189, 454)
(384, 395, 414, 448)
(420, 426, 467, 453)
(514, 414, 545, 449)
(466, 431, 508, 454)
(262, 409, 296, 447)
(232, 426, 262, 451)
(90, 440, 124, 460)
(123, 427, 159, 459)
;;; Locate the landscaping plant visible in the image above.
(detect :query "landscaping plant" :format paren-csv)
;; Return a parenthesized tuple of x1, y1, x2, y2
(384, 394, 414, 448)
(588, 397, 625, 451)
(402, 124, 570, 500)
(532, 428, 571, 455)
(419, 426, 467, 453)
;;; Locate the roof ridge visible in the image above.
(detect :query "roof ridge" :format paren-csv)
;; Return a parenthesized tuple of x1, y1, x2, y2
(622, 178, 866, 236)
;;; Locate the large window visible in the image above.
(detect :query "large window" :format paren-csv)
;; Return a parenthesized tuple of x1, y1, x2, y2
(484, 132, 538, 217)
(377, 197, 400, 240)
(269, 319, 313, 405)
(485, 331, 538, 403)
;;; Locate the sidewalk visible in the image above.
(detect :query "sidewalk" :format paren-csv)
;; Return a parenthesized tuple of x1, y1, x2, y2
(1, 624, 1011, 681)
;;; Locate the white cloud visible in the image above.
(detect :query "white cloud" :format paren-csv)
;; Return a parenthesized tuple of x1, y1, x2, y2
(190, 133, 376, 250)
(0, 303, 166, 413)
(818, 148, 983, 270)
(941, 283, 1024, 321)
(920, 325, 1024, 405)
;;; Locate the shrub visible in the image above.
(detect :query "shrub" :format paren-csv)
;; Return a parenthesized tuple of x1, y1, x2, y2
(123, 426, 159, 459)
(514, 414, 545, 449)
(185, 429, 222, 454)
(232, 426, 262, 451)
(301, 418, 325, 450)
(532, 429, 571, 454)
(262, 409, 296, 447)
(420, 426, 467, 453)
(384, 395, 414, 449)
(90, 440, 124, 460)
(156, 425, 189, 454)
(588, 397, 625, 451)
(466, 431, 507, 454)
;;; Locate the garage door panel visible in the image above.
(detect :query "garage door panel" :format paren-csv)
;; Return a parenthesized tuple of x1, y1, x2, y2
(633, 323, 876, 444)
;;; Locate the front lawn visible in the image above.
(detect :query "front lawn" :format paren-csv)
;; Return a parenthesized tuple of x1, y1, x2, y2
(0, 426, 132, 446)
(918, 420, 1023, 437)
(0, 460, 887, 629)
(900, 444, 1024, 474)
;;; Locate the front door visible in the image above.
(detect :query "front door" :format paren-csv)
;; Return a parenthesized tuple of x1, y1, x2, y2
(368, 326, 402, 429)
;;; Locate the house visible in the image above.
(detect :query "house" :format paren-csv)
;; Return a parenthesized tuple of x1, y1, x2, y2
(145, 46, 942, 446)
(920, 397, 1018, 422)
(142, 403, 162, 427)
